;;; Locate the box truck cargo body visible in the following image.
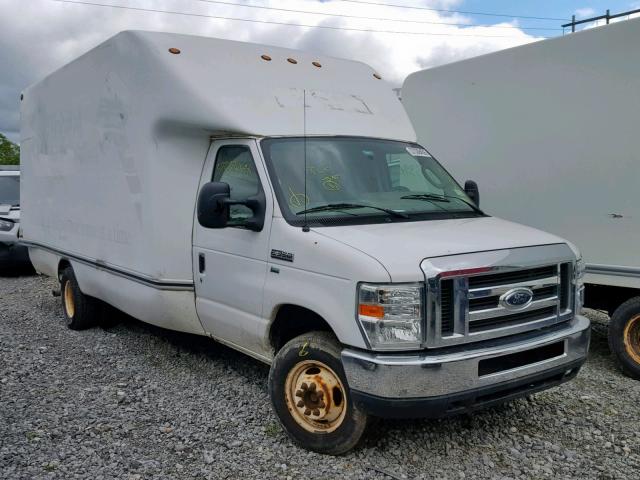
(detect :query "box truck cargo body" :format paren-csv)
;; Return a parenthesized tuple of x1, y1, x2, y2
(21, 31, 589, 453)
(403, 18, 640, 379)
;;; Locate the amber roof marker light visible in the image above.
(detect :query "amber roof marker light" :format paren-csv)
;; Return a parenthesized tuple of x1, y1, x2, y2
(287, 57, 298, 64)
(168, 47, 181, 54)
(261, 54, 272, 61)
(373, 73, 382, 79)
(312, 61, 322, 68)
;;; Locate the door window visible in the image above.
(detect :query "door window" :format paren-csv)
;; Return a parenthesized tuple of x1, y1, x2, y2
(212, 145, 262, 227)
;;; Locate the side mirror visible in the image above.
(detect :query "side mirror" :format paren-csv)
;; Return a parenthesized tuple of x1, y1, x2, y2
(197, 181, 266, 231)
(464, 180, 480, 207)
(197, 182, 231, 228)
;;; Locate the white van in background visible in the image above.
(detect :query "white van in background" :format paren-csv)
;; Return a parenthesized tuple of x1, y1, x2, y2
(0, 166, 30, 269)
(21, 31, 589, 453)
(403, 17, 640, 379)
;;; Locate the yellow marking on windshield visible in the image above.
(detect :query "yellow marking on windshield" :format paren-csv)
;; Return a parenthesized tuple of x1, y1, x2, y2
(288, 186, 309, 209)
(321, 175, 341, 191)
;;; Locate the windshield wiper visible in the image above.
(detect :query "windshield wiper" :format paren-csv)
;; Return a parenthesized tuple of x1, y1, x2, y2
(401, 194, 484, 215)
(297, 202, 409, 219)
(401, 194, 450, 202)
(442, 195, 485, 215)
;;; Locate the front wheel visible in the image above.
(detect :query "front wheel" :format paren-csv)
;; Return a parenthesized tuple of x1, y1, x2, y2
(609, 297, 640, 379)
(268, 331, 368, 455)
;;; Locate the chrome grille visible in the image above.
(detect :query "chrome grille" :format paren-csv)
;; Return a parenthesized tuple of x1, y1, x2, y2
(467, 269, 561, 334)
(469, 306, 557, 333)
(440, 279, 455, 336)
(468, 265, 557, 289)
(421, 244, 577, 348)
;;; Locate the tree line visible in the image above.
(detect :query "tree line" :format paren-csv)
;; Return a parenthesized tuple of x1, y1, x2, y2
(0, 133, 20, 165)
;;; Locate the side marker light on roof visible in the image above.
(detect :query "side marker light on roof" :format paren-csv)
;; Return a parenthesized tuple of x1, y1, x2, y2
(312, 61, 322, 68)
(168, 48, 181, 55)
(287, 58, 298, 64)
(261, 54, 272, 61)
(373, 73, 382, 79)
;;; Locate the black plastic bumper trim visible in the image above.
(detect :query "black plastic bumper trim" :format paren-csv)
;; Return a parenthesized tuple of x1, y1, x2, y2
(350, 359, 585, 419)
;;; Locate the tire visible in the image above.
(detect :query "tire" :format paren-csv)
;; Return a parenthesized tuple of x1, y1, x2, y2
(608, 297, 640, 380)
(268, 331, 368, 455)
(97, 302, 124, 329)
(60, 266, 100, 330)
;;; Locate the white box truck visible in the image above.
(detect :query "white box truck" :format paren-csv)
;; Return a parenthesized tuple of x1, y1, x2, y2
(403, 17, 640, 380)
(21, 31, 589, 454)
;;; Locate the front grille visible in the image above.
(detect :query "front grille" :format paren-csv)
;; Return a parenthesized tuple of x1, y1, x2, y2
(440, 279, 454, 336)
(429, 261, 574, 346)
(559, 263, 570, 310)
(469, 296, 499, 310)
(469, 306, 557, 333)
(534, 286, 557, 299)
(468, 265, 557, 289)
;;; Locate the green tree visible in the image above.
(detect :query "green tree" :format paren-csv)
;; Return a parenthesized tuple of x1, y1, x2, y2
(0, 133, 20, 165)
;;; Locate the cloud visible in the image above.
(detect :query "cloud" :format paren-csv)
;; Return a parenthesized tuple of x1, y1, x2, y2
(575, 7, 596, 18)
(0, 0, 543, 141)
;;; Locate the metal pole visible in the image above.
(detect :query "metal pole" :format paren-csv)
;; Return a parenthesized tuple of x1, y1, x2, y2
(606, 9, 610, 24)
(571, 15, 576, 32)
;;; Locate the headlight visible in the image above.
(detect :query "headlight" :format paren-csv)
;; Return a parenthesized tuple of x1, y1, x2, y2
(357, 283, 423, 350)
(574, 257, 585, 314)
(0, 218, 14, 232)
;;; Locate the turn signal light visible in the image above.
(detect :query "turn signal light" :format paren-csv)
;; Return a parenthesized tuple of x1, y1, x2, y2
(359, 304, 384, 318)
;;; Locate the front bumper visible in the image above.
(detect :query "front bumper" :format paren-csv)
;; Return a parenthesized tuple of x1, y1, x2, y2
(342, 315, 590, 418)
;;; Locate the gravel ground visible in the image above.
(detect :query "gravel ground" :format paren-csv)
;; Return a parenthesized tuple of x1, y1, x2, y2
(1, 273, 639, 480)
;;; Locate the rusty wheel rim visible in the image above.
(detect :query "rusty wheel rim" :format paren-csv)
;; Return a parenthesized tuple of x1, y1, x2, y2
(623, 314, 640, 364)
(284, 360, 347, 433)
(63, 281, 75, 318)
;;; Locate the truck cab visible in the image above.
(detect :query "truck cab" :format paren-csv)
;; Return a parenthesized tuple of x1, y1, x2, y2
(20, 31, 590, 454)
(192, 134, 590, 452)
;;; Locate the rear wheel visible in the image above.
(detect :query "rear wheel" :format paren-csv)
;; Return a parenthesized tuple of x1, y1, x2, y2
(609, 297, 640, 379)
(60, 266, 100, 330)
(268, 331, 368, 455)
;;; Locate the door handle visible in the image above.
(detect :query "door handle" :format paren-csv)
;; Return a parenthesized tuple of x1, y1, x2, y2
(198, 253, 206, 273)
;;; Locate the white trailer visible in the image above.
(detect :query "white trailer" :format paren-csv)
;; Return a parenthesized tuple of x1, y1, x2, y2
(403, 18, 640, 378)
(21, 31, 589, 453)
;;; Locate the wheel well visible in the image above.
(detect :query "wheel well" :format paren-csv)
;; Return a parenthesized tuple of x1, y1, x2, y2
(269, 305, 334, 352)
(585, 283, 640, 315)
(57, 259, 71, 281)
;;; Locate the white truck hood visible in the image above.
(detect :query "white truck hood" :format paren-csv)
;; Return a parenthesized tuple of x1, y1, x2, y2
(314, 216, 568, 282)
(0, 206, 20, 221)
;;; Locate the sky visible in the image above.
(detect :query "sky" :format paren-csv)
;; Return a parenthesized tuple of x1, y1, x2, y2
(1, 0, 639, 142)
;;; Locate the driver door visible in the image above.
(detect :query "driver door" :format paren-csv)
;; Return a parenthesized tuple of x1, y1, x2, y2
(192, 139, 273, 356)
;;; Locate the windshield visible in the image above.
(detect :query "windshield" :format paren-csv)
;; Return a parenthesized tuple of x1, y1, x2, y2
(0, 175, 19, 206)
(261, 137, 482, 226)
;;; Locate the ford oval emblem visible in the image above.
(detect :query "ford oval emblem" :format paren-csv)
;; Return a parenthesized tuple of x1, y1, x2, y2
(500, 287, 534, 310)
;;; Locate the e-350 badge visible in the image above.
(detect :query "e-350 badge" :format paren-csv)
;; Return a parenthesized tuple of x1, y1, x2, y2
(271, 249, 294, 263)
